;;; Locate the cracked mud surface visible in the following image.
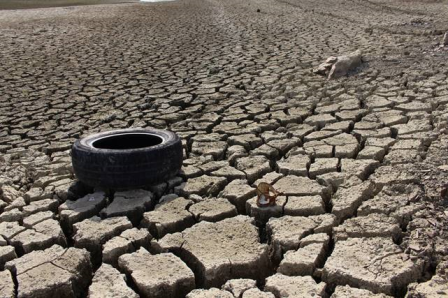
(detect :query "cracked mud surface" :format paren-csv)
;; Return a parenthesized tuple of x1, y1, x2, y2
(1, 0, 448, 297)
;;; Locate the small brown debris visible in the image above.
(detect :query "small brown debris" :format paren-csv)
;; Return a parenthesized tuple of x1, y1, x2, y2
(256, 182, 282, 207)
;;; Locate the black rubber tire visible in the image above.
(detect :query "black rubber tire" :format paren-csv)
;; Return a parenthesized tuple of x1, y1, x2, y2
(71, 128, 182, 189)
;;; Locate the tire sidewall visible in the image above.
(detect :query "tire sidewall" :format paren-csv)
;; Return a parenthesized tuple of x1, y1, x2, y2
(71, 128, 182, 189)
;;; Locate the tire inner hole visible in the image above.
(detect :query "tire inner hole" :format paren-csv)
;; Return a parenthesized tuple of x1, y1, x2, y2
(92, 133, 163, 149)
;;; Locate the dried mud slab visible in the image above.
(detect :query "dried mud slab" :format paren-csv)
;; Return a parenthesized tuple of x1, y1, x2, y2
(5, 245, 92, 298)
(141, 196, 194, 238)
(405, 260, 448, 298)
(221, 279, 257, 297)
(118, 249, 195, 298)
(186, 288, 234, 298)
(88, 263, 138, 298)
(264, 274, 326, 297)
(331, 285, 393, 297)
(100, 189, 153, 224)
(175, 176, 227, 198)
(323, 237, 423, 295)
(0, 270, 14, 298)
(333, 213, 402, 242)
(59, 191, 107, 230)
(267, 214, 336, 258)
(220, 179, 256, 214)
(158, 216, 271, 288)
(273, 175, 330, 198)
(189, 198, 238, 222)
(278, 237, 329, 276)
(102, 228, 152, 265)
(73, 216, 133, 257)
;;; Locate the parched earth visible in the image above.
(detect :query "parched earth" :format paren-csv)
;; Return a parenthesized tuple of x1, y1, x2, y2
(1, 0, 448, 297)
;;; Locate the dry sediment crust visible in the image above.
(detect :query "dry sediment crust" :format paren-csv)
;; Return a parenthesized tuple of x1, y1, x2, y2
(332, 285, 393, 298)
(73, 216, 133, 257)
(186, 288, 234, 298)
(118, 249, 195, 298)
(158, 216, 271, 288)
(323, 238, 423, 295)
(221, 279, 257, 297)
(88, 263, 139, 298)
(0, 0, 448, 296)
(264, 274, 327, 297)
(5, 245, 92, 298)
(0, 270, 15, 298)
(267, 214, 336, 258)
